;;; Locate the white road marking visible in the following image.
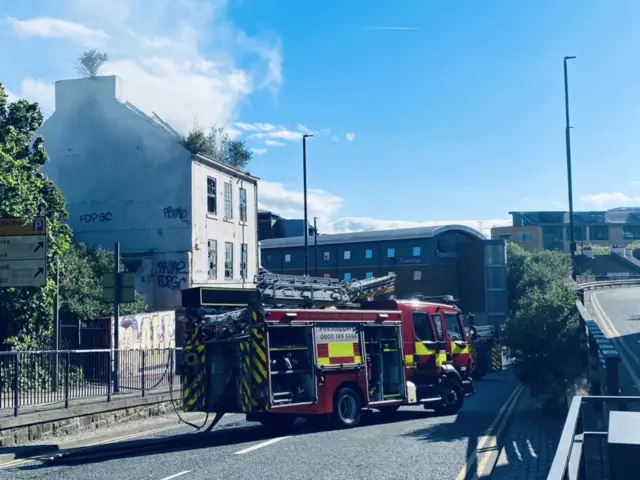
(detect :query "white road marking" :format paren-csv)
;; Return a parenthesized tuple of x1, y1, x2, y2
(159, 471, 191, 480)
(455, 382, 524, 480)
(233, 436, 291, 455)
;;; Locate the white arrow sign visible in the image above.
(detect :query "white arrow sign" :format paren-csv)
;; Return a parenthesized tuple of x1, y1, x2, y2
(0, 235, 46, 261)
(0, 259, 46, 287)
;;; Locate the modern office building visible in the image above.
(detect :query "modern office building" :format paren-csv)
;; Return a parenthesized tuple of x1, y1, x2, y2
(490, 208, 640, 252)
(260, 225, 508, 326)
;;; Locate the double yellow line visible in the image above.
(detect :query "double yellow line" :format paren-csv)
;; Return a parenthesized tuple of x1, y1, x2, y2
(590, 292, 640, 389)
(455, 382, 525, 480)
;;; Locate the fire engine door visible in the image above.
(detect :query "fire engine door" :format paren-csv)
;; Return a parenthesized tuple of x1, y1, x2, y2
(430, 310, 448, 369)
(266, 324, 317, 409)
(363, 323, 406, 404)
(446, 312, 471, 374)
(411, 311, 438, 377)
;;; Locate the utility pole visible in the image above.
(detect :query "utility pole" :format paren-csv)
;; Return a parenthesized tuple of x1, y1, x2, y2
(302, 134, 314, 276)
(113, 241, 121, 393)
(564, 56, 577, 279)
(313, 217, 319, 277)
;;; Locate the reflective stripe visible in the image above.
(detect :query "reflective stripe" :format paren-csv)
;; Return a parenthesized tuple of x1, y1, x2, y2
(317, 341, 362, 365)
(451, 342, 470, 355)
(415, 342, 436, 355)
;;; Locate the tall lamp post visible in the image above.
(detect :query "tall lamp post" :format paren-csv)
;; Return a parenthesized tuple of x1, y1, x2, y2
(302, 134, 314, 276)
(564, 55, 577, 279)
(313, 217, 319, 277)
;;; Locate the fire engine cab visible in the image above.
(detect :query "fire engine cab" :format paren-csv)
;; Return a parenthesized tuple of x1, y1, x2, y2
(178, 272, 474, 431)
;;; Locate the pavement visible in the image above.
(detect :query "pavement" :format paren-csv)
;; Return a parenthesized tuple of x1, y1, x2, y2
(0, 368, 521, 480)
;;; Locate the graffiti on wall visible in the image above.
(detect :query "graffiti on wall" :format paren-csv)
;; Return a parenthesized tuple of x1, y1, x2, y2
(155, 260, 188, 291)
(118, 311, 175, 350)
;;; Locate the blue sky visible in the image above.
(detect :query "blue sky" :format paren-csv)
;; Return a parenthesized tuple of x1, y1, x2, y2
(3, 0, 640, 234)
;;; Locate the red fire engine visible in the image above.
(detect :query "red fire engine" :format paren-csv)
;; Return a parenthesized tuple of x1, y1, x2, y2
(178, 272, 474, 430)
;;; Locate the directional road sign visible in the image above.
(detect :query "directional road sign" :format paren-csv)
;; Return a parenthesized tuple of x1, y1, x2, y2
(0, 217, 47, 288)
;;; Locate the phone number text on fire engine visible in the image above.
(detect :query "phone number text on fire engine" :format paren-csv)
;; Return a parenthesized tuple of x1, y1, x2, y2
(315, 327, 359, 343)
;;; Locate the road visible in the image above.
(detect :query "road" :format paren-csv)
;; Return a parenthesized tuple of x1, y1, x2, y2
(1, 369, 520, 480)
(589, 286, 640, 395)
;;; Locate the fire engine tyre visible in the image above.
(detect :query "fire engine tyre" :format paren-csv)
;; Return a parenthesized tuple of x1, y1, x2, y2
(433, 379, 464, 416)
(332, 387, 362, 429)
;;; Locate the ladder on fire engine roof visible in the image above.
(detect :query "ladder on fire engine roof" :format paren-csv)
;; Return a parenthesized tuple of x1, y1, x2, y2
(197, 271, 397, 327)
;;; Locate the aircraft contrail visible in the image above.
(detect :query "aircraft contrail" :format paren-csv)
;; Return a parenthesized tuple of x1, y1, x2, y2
(365, 26, 419, 30)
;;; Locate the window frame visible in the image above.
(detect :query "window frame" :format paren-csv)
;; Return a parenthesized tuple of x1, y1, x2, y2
(344, 250, 351, 260)
(207, 239, 217, 279)
(207, 177, 217, 215)
(239, 187, 247, 222)
(224, 242, 234, 279)
(240, 243, 248, 280)
(224, 182, 233, 220)
(412, 246, 421, 257)
(284, 253, 292, 263)
(387, 247, 395, 258)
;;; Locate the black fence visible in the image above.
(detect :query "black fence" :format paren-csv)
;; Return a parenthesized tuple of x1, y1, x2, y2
(546, 302, 624, 479)
(0, 348, 182, 417)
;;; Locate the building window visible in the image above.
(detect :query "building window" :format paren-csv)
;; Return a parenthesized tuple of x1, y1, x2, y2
(284, 253, 292, 263)
(387, 248, 395, 258)
(571, 226, 586, 242)
(623, 225, 640, 240)
(499, 234, 510, 241)
(542, 226, 564, 251)
(207, 177, 217, 214)
(516, 232, 531, 242)
(323, 252, 330, 261)
(412, 246, 421, 257)
(589, 213, 605, 223)
(590, 225, 609, 241)
(344, 272, 352, 281)
(485, 244, 506, 266)
(207, 239, 217, 279)
(365, 249, 373, 259)
(365, 272, 373, 279)
(240, 243, 248, 280)
(344, 250, 351, 260)
(413, 270, 422, 281)
(224, 242, 233, 279)
(239, 187, 247, 222)
(224, 182, 233, 219)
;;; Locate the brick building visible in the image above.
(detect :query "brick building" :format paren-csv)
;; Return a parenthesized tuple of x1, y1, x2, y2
(260, 225, 507, 326)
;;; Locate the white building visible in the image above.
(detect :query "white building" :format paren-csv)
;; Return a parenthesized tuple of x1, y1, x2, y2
(38, 75, 259, 310)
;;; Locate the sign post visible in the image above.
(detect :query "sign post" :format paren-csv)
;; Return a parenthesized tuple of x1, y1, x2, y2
(0, 217, 47, 288)
(102, 242, 136, 393)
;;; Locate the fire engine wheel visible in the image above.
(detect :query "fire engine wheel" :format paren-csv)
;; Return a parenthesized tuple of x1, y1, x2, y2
(433, 379, 464, 416)
(332, 387, 362, 428)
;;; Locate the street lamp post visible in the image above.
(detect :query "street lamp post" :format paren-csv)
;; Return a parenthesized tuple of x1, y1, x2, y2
(313, 217, 319, 277)
(302, 134, 314, 276)
(564, 55, 577, 279)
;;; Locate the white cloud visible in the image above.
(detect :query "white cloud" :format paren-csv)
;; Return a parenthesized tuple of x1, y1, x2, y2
(258, 181, 508, 236)
(550, 200, 566, 209)
(5, 78, 55, 116)
(251, 148, 267, 155)
(330, 135, 340, 142)
(8, 16, 109, 46)
(9, 0, 283, 134)
(265, 139, 285, 147)
(520, 196, 532, 202)
(580, 192, 640, 207)
(632, 180, 640, 186)
(346, 132, 356, 142)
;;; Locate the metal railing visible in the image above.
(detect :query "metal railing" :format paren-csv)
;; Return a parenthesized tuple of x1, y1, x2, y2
(0, 348, 182, 417)
(547, 295, 627, 478)
(547, 396, 640, 480)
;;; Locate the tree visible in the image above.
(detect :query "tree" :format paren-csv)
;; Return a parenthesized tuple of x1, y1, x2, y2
(76, 49, 109, 77)
(0, 83, 72, 349)
(59, 243, 146, 344)
(181, 124, 253, 170)
(502, 243, 583, 411)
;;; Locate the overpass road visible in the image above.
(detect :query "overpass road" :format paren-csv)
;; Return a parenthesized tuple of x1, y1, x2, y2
(1, 369, 520, 480)
(589, 286, 640, 396)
